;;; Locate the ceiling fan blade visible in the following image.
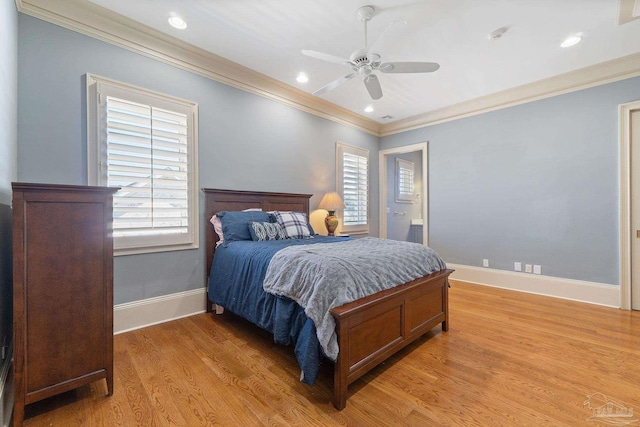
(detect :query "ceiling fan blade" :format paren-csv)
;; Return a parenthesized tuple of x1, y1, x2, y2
(368, 19, 407, 54)
(302, 50, 351, 66)
(313, 73, 358, 96)
(364, 74, 383, 100)
(379, 62, 440, 73)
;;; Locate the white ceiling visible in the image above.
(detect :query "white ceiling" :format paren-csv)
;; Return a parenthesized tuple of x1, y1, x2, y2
(86, 0, 640, 124)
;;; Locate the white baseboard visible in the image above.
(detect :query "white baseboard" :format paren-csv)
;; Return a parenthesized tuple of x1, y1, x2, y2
(114, 288, 207, 334)
(448, 263, 620, 308)
(0, 346, 13, 427)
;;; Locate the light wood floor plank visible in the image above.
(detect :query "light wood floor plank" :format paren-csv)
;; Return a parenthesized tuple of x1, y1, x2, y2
(20, 280, 640, 426)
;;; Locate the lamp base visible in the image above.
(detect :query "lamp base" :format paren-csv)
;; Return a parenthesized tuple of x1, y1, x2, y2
(324, 210, 339, 236)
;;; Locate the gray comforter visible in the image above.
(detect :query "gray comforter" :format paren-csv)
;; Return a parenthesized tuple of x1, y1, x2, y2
(262, 237, 446, 361)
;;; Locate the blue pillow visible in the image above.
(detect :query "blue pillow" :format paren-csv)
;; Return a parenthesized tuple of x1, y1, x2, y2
(217, 210, 272, 246)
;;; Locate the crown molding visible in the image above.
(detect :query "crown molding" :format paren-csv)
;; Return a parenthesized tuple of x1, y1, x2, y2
(16, 0, 640, 138)
(16, 0, 382, 136)
(379, 51, 640, 136)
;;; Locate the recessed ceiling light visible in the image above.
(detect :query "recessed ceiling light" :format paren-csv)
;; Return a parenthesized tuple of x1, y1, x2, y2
(296, 72, 309, 83)
(168, 15, 187, 30)
(364, 105, 374, 113)
(561, 34, 582, 48)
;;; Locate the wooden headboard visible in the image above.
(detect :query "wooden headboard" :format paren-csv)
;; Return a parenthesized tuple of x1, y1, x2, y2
(202, 188, 312, 282)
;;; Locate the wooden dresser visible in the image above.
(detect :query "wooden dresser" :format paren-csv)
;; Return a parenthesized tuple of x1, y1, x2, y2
(12, 183, 118, 426)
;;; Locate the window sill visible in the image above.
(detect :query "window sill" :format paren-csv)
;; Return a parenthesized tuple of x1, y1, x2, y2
(115, 242, 199, 256)
(342, 230, 369, 236)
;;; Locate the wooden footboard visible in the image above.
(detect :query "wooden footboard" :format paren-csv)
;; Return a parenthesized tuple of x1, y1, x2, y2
(330, 268, 453, 410)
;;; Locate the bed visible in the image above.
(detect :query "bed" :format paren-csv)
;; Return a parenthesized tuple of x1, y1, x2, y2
(203, 188, 453, 409)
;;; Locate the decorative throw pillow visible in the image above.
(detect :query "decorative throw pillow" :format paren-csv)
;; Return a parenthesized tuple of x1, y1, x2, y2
(249, 221, 286, 241)
(272, 211, 312, 239)
(268, 211, 314, 236)
(217, 210, 272, 246)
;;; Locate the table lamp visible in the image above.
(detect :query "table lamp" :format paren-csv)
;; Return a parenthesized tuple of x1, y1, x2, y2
(318, 192, 346, 236)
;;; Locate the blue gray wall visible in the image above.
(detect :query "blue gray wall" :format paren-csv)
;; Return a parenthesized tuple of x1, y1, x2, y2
(382, 77, 640, 285)
(17, 14, 379, 304)
(15, 10, 640, 299)
(0, 0, 18, 372)
(386, 151, 422, 243)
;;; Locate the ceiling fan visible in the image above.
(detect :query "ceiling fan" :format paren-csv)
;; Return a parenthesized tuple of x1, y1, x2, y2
(302, 5, 440, 100)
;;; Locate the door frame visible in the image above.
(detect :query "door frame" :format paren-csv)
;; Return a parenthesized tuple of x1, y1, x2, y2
(619, 100, 640, 310)
(378, 142, 429, 244)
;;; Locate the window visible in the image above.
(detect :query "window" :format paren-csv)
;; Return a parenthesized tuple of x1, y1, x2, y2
(337, 142, 369, 234)
(87, 74, 198, 255)
(396, 159, 415, 203)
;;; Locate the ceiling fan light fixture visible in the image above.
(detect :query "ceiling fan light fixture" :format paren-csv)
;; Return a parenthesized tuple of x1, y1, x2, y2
(168, 15, 187, 30)
(301, 5, 439, 101)
(561, 34, 582, 48)
(296, 72, 309, 83)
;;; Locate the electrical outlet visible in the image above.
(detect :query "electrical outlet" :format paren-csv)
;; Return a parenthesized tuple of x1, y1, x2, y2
(514, 262, 522, 272)
(482, 259, 489, 268)
(525, 264, 533, 273)
(533, 265, 542, 275)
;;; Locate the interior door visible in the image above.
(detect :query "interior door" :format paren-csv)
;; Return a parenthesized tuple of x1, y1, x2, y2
(631, 108, 640, 309)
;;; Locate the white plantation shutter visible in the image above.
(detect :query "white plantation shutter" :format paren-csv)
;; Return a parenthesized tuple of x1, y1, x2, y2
(337, 142, 369, 233)
(87, 75, 198, 255)
(106, 96, 189, 237)
(396, 159, 414, 202)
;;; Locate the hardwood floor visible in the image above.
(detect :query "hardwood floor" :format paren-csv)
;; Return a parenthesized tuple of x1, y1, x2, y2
(20, 281, 640, 426)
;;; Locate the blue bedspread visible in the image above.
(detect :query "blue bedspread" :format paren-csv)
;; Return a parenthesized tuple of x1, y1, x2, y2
(207, 236, 346, 385)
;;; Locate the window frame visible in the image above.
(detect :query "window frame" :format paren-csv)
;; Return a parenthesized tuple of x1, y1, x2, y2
(336, 141, 369, 235)
(86, 74, 199, 256)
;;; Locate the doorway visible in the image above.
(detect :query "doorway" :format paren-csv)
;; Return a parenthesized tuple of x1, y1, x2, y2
(620, 100, 640, 310)
(378, 142, 428, 245)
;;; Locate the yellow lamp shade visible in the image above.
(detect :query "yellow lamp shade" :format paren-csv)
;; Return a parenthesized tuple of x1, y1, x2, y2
(318, 192, 345, 212)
